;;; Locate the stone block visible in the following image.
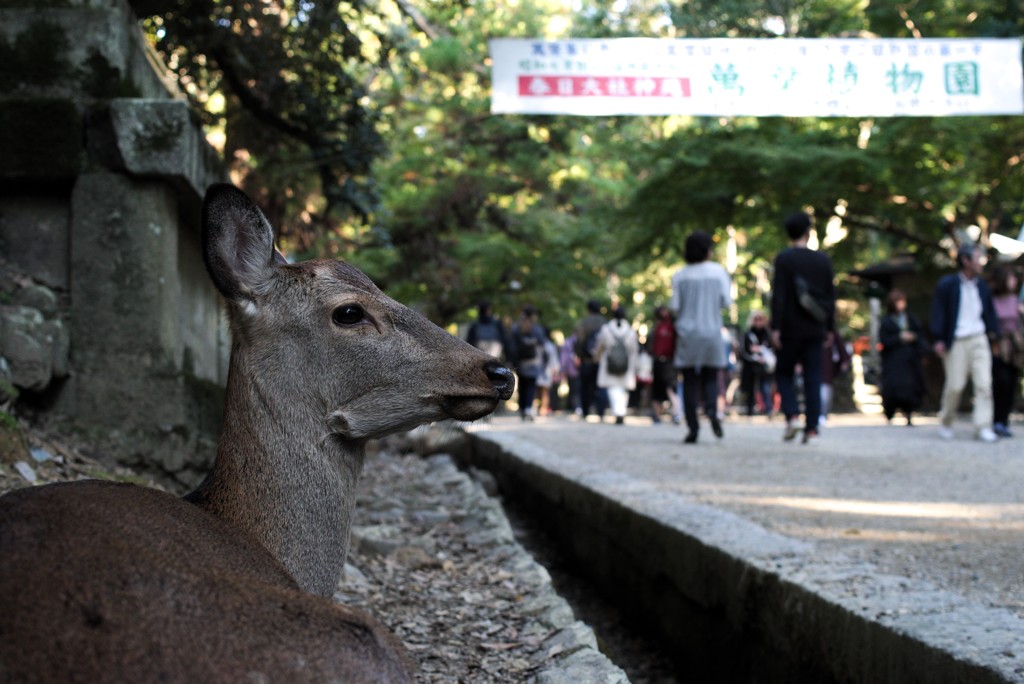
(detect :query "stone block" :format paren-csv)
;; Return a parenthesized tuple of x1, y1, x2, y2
(0, 306, 51, 391)
(70, 172, 185, 427)
(0, 0, 176, 100)
(0, 99, 82, 179)
(0, 296, 67, 391)
(0, 0, 228, 484)
(0, 192, 71, 290)
(12, 284, 59, 317)
(107, 99, 224, 201)
(41, 319, 69, 378)
(177, 226, 227, 386)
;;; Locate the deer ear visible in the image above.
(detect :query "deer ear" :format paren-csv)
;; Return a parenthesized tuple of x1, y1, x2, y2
(202, 183, 279, 306)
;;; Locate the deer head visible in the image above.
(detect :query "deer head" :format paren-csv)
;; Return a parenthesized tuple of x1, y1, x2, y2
(188, 183, 515, 596)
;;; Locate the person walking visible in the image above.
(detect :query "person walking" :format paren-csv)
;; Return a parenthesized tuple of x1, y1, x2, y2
(509, 304, 545, 421)
(719, 325, 740, 418)
(559, 333, 581, 416)
(769, 212, 835, 445)
(819, 324, 851, 427)
(739, 309, 775, 418)
(594, 308, 639, 425)
(649, 306, 682, 424)
(465, 300, 508, 360)
(990, 266, 1022, 438)
(536, 330, 562, 416)
(878, 289, 927, 426)
(573, 299, 608, 420)
(929, 243, 1000, 442)
(670, 231, 733, 444)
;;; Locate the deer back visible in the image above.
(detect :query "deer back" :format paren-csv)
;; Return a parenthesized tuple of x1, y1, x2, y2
(0, 480, 411, 683)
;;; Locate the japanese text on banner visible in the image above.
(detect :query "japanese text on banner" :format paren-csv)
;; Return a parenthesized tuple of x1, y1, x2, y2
(489, 38, 1024, 117)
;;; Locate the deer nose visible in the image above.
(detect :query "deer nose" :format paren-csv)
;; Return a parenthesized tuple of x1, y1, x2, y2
(485, 361, 516, 400)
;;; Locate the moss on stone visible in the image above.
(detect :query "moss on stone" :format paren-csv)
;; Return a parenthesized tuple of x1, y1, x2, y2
(0, 0, 73, 7)
(137, 113, 185, 153)
(82, 50, 141, 99)
(0, 21, 140, 99)
(0, 410, 17, 429)
(0, 19, 72, 92)
(0, 376, 18, 403)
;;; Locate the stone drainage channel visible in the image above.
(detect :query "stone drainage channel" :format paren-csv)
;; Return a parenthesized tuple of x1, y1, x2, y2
(502, 488, 682, 683)
(456, 429, 1020, 684)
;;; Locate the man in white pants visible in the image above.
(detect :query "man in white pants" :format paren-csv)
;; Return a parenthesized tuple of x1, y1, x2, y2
(929, 244, 1001, 442)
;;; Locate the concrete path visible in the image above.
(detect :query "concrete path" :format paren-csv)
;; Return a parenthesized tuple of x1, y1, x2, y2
(464, 411, 1024, 682)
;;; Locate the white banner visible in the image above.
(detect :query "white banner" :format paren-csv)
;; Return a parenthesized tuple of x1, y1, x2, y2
(489, 38, 1024, 117)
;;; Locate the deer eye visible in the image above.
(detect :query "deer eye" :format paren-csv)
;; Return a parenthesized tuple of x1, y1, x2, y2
(332, 304, 365, 326)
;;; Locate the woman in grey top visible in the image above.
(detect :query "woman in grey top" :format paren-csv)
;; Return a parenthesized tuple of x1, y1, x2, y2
(670, 231, 733, 443)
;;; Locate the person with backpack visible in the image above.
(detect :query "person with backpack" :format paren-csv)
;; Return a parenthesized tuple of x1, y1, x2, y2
(466, 300, 508, 361)
(509, 304, 546, 421)
(594, 307, 639, 425)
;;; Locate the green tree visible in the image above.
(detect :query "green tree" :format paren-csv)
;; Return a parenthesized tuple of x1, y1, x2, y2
(340, 1, 652, 330)
(614, 0, 1024, 326)
(133, 0, 401, 243)
(133, 0, 1024, 332)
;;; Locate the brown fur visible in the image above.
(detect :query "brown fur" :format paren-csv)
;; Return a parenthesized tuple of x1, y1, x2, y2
(0, 184, 514, 683)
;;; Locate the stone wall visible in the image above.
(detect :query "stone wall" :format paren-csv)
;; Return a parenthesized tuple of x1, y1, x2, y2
(0, 0, 229, 486)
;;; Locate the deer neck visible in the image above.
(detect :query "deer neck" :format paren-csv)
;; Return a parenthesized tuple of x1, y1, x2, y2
(186, 351, 364, 598)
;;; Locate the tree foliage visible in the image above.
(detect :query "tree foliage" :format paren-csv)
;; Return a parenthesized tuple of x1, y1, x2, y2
(133, 0, 402, 242)
(617, 1, 1024, 325)
(135, 0, 1024, 332)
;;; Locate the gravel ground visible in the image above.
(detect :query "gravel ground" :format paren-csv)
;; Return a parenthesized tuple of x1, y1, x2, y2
(342, 445, 581, 682)
(347, 435, 676, 683)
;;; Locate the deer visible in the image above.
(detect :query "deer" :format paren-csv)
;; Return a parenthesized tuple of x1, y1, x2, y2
(0, 183, 515, 683)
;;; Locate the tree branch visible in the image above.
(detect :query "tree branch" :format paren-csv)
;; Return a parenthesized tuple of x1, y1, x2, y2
(392, 0, 489, 77)
(842, 214, 944, 252)
(392, 0, 439, 40)
(210, 46, 311, 143)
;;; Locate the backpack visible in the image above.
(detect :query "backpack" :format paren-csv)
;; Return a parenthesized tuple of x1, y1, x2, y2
(471, 320, 504, 359)
(606, 332, 630, 375)
(472, 319, 501, 342)
(795, 275, 829, 324)
(515, 327, 539, 361)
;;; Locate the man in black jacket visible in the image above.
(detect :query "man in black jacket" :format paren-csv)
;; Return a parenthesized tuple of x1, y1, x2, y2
(770, 212, 836, 445)
(929, 244, 1000, 442)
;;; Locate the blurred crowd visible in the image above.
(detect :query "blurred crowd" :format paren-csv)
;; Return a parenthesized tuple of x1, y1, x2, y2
(466, 217, 1024, 446)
